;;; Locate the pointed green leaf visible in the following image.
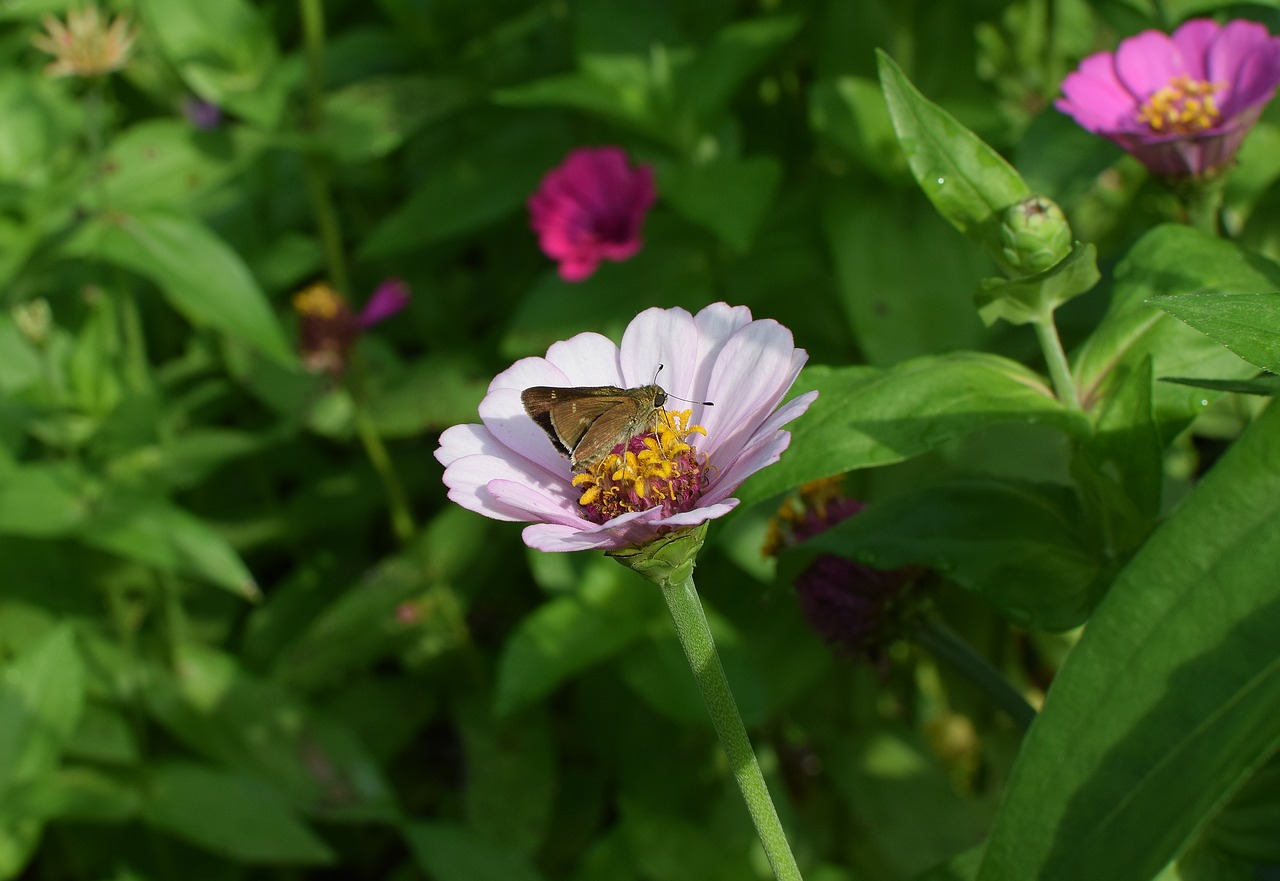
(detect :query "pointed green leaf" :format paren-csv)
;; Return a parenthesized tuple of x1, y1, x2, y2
(1149, 289, 1280, 374)
(658, 156, 781, 253)
(977, 403, 1280, 881)
(877, 50, 1029, 248)
(0, 464, 90, 538)
(975, 242, 1099, 326)
(738, 353, 1088, 508)
(402, 822, 548, 881)
(63, 211, 292, 364)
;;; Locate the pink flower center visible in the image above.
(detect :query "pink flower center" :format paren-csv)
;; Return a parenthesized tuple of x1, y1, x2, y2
(1136, 75, 1226, 135)
(572, 410, 709, 524)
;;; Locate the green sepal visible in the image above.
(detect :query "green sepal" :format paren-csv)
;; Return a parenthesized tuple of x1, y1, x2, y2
(607, 523, 708, 585)
(975, 242, 1100, 326)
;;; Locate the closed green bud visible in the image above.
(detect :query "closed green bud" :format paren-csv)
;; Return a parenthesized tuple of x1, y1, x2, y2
(1000, 195, 1072, 276)
(12, 298, 52, 347)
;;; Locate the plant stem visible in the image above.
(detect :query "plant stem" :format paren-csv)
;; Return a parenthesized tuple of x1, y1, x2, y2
(914, 612, 1037, 731)
(353, 404, 416, 544)
(1179, 175, 1225, 237)
(298, 0, 350, 296)
(1033, 314, 1080, 412)
(659, 575, 804, 881)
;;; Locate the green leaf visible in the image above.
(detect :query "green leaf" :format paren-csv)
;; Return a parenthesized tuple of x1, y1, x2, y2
(738, 353, 1088, 508)
(493, 65, 671, 146)
(358, 117, 571, 259)
(812, 478, 1104, 631)
(0, 625, 85, 879)
(402, 822, 549, 881)
(877, 50, 1029, 250)
(458, 699, 555, 856)
(975, 242, 1100, 326)
(146, 642, 399, 823)
(658, 156, 781, 253)
(138, 0, 288, 127)
(975, 402, 1280, 881)
(1148, 289, 1280, 374)
(676, 15, 803, 123)
(822, 186, 989, 365)
(101, 120, 269, 211)
(79, 497, 259, 600)
(325, 74, 473, 165)
(1074, 225, 1278, 438)
(0, 463, 90, 538)
(1159, 375, 1280, 396)
(808, 76, 908, 182)
(1084, 355, 1163, 521)
(1203, 749, 1280, 862)
(142, 763, 334, 865)
(63, 211, 293, 364)
(493, 558, 667, 717)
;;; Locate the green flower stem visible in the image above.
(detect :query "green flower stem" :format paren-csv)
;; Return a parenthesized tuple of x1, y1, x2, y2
(1180, 176, 1225, 238)
(298, 0, 350, 296)
(914, 612, 1037, 731)
(659, 575, 804, 881)
(353, 405, 416, 545)
(1032, 314, 1080, 412)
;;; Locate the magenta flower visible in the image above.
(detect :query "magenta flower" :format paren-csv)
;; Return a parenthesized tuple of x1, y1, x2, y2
(528, 146, 656, 282)
(436, 303, 817, 552)
(1056, 18, 1280, 177)
(293, 278, 410, 375)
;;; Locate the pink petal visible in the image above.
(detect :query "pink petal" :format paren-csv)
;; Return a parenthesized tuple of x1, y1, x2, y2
(1171, 18, 1220, 80)
(1115, 30, 1185, 99)
(543, 332, 625, 387)
(357, 278, 410, 327)
(435, 423, 503, 468)
(688, 303, 756, 406)
(1058, 52, 1141, 132)
(521, 523, 625, 552)
(701, 390, 817, 504)
(487, 478, 587, 526)
(442, 454, 554, 522)
(1210, 20, 1280, 115)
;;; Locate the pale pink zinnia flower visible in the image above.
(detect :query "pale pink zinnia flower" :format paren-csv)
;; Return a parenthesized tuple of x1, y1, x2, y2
(527, 146, 656, 282)
(436, 303, 817, 552)
(1056, 18, 1280, 177)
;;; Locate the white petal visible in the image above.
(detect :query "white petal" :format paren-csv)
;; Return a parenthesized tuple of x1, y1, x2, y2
(442, 454, 551, 522)
(489, 355, 565, 394)
(619, 306, 699, 399)
(544, 332, 624, 386)
(688, 303, 754, 402)
(487, 478, 586, 526)
(435, 422, 501, 468)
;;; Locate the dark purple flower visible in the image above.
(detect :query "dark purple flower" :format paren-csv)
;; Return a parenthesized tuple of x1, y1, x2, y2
(358, 277, 410, 328)
(1056, 18, 1280, 177)
(182, 97, 223, 131)
(527, 146, 656, 282)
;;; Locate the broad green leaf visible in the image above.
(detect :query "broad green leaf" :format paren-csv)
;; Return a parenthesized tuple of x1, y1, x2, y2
(658, 156, 781, 252)
(822, 186, 989, 365)
(0, 72, 75, 189)
(493, 558, 667, 717)
(146, 643, 398, 823)
(812, 478, 1105, 631)
(737, 353, 1088, 508)
(102, 120, 269, 210)
(138, 0, 288, 127)
(358, 117, 571, 259)
(808, 75, 909, 182)
(402, 822, 549, 881)
(0, 626, 85, 879)
(976, 402, 1280, 881)
(63, 211, 292, 364)
(1202, 749, 1280, 862)
(458, 698, 555, 856)
(142, 763, 334, 865)
(1074, 225, 1277, 438)
(676, 15, 803, 123)
(0, 463, 90, 538)
(79, 497, 259, 600)
(365, 355, 488, 438)
(877, 50, 1030, 253)
(325, 74, 473, 164)
(1149, 289, 1280, 374)
(1084, 355, 1163, 521)
(975, 242, 1100, 326)
(619, 798, 758, 881)
(493, 67, 671, 145)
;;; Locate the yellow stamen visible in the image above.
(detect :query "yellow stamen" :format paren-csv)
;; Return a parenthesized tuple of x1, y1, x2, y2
(1136, 74, 1227, 135)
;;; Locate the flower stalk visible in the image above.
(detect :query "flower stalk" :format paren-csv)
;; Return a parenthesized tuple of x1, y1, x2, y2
(913, 612, 1037, 731)
(659, 573, 804, 881)
(1032, 314, 1080, 412)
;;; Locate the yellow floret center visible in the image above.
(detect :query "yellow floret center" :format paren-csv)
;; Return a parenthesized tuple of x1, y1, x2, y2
(1136, 75, 1226, 135)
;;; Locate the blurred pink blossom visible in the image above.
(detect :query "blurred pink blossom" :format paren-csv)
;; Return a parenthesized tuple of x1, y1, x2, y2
(528, 146, 656, 282)
(1056, 18, 1280, 177)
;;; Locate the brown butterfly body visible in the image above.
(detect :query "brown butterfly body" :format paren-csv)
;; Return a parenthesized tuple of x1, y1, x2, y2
(521, 384, 667, 471)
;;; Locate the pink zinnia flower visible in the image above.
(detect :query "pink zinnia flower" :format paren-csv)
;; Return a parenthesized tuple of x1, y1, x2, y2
(435, 303, 817, 552)
(527, 146, 656, 282)
(1056, 18, 1280, 177)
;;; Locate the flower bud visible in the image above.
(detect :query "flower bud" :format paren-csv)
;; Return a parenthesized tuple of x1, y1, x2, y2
(12, 298, 52, 347)
(999, 195, 1072, 276)
(608, 523, 707, 584)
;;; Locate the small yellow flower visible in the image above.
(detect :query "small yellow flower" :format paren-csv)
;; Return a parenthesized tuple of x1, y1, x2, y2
(31, 6, 137, 79)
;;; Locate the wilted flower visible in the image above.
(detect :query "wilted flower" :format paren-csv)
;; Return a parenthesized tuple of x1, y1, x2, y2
(436, 303, 817, 552)
(293, 278, 410, 375)
(31, 6, 137, 79)
(1056, 18, 1280, 178)
(765, 478, 921, 663)
(528, 146, 656, 282)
